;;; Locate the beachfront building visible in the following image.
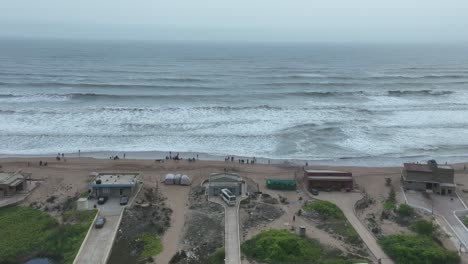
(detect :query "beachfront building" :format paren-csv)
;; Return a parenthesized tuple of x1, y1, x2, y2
(90, 172, 140, 198)
(0, 171, 27, 198)
(402, 160, 455, 195)
(208, 172, 242, 197)
(303, 169, 353, 191)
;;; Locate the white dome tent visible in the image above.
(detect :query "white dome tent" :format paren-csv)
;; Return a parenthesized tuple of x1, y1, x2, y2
(163, 173, 191, 186)
(164, 174, 175, 185)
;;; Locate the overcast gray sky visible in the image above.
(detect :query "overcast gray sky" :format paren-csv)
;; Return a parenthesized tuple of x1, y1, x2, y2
(0, 0, 467, 42)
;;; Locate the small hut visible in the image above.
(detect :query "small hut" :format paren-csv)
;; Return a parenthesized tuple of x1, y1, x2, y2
(266, 179, 296, 191)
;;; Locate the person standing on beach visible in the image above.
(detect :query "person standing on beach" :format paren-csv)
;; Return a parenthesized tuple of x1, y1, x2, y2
(124, 153, 126, 159)
(78, 149, 80, 157)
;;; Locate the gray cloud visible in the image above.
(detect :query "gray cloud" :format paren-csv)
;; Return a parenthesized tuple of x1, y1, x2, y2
(0, 0, 467, 42)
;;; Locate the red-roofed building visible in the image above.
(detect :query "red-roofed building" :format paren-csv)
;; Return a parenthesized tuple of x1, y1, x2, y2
(401, 160, 455, 195)
(303, 169, 353, 191)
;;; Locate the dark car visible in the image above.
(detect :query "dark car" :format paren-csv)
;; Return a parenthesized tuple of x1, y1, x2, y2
(97, 196, 108, 205)
(120, 196, 129, 205)
(309, 188, 319, 196)
(94, 216, 106, 228)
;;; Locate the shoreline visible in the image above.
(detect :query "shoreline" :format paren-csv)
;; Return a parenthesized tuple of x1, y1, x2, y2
(2, 149, 468, 167)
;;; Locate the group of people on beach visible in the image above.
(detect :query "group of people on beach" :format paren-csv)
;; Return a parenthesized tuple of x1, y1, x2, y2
(56, 153, 65, 162)
(164, 151, 198, 163)
(224, 155, 258, 165)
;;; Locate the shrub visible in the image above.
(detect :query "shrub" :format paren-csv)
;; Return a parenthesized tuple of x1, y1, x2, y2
(242, 229, 366, 264)
(303, 200, 345, 220)
(396, 204, 414, 218)
(207, 247, 225, 264)
(463, 217, 468, 228)
(139, 233, 163, 258)
(410, 219, 436, 237)
(383, 188, 396, 211)
(379, 234, 460, 264)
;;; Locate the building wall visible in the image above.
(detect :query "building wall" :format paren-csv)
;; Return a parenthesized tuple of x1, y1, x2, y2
(404, 169, 454, 184)
(403, 180, 455, 196)
(403, 181, 427, 191)
(0, 181, 26, 197)
(93, 186, 133, 197)
(307, 180, 353, 190)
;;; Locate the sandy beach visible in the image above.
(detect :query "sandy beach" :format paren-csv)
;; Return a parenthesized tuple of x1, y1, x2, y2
(2, 155, 468, 263)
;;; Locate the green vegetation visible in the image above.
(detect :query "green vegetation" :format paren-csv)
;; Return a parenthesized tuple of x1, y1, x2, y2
(242, 229, 367, 264)
(0, 205, 96, 264)
(139, 233, 163, 258)
(303, 200, 361, 244)
(396, 204, 414, 218)
(383, 188, 397, 211)
(207, 247, 225, 264)
(463, 217, 468, 228)
(303, 200, 345, 220)
(410, 219, 437, 237)
(380, 234, 459, 264)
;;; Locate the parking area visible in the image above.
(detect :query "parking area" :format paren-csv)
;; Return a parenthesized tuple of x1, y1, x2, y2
(74, 198, 124, 264)
(404, 190, 468, 250)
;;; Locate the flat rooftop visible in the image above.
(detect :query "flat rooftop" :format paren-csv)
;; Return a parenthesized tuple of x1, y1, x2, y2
(304, 169, 349, 174)
(307, 176, 353, 181)
(0, 172, 25, 186)
(403, 163, 453, 172)
(90, 173, 140, 187)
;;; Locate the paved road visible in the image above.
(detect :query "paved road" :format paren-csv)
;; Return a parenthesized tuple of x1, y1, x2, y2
(74, 199, 124, 264)
(314, 192, 394, 264)
(405, 190, 468, 250)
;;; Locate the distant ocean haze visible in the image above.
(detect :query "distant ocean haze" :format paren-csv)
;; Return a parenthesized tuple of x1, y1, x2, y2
(1, 39, 468, 161)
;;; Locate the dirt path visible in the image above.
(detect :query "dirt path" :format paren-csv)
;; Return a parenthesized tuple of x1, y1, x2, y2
(315, 192, 394, 264)
(154, 185, 190, 264)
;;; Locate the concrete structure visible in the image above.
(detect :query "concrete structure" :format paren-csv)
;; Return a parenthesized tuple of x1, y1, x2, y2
(77, 198, 88, 211)
(402, 160, 455, 195)
(0, 171, 27, 198)
(303, 169, 353, 191)
(208, 173, 242, 197)
(90, 173, 140, 198)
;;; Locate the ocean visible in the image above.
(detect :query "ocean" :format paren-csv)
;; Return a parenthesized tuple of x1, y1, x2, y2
(1, 39, 468, 164)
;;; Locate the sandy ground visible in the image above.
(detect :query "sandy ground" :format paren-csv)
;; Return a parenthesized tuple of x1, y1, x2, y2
(2, 157, 468, 263)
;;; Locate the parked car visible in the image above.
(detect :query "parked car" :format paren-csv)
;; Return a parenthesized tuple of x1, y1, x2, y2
(120, 196, 129, 205)
(94, 216, 106, 228)
(309, 188, 319, 196)
(97, 196, 108, 205)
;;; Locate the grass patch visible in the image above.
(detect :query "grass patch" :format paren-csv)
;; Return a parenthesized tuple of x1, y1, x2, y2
(242, 229, 367, 264)
(303, 200, 361, 245)
(379, 234, 460, 264)
(0, 205, 96, 264)
(139, 233, 163, 258)
(207, 247, 225, 264)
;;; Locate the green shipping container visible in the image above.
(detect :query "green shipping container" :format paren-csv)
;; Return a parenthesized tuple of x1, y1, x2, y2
(266, 179, 297, 190)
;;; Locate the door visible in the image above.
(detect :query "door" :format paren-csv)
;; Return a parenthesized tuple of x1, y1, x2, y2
(441, 189, 446, 195)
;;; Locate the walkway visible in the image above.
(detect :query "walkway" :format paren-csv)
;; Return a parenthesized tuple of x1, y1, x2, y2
(209, 197, 242, 264)
(74, 199, 124, 264)
(311, 192, 394, 264)
(154, 185, 190, 263)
